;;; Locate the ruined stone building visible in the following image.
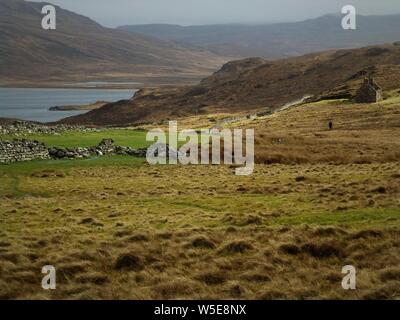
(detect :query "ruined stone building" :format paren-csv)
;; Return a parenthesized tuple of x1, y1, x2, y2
(355, 76, 382, 103)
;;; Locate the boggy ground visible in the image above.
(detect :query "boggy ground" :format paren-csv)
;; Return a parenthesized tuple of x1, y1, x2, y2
(1, 161, 399, 300)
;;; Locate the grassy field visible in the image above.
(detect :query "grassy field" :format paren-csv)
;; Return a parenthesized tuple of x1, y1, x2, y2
(0, 99, 400, 300)
(249, 98, 400, 164)
(0, 156, 145, 177)
(0, 161, 399, 299)
(0, 129, 150, 148)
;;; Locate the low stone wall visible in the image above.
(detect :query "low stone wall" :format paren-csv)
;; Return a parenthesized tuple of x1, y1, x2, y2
(0, 140, 50, 164)
(48, 139, 147, 159)
(0, 138, 147, 164)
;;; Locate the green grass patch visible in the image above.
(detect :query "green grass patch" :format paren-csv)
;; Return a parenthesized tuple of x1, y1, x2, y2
(0, 155, 145, 177)
(274, 208, 400, 226)
(309, 99, 352, 106)
(0, 129, 149, 148)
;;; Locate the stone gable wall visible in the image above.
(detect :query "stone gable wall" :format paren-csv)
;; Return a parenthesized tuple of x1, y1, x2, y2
(355, 84, 382, 103)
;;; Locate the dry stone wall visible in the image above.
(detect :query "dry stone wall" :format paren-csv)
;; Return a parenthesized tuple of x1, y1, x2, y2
(0, 138, 148, 164)
(0, 140, 50, 164)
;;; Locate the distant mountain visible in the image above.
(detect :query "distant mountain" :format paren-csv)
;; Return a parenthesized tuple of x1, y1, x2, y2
(60, 43, 400, 126)
(119, 14, 400, 58)
(0, 0, 227, 85)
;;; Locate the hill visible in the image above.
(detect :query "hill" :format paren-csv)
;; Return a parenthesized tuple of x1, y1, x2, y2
(60, 43, 400, 126)
(119, 14, 400, 58)
(0, 0, 227, 86)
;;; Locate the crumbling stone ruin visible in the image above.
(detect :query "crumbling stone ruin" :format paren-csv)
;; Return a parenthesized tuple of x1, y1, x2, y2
(97, 138, 116, 155)
(48, 138, 147, 159)
(355, 76, 382, 103)
(0, 138, 147, 164)
(0, 140, 49, 163)
(0, 121, 150, 164)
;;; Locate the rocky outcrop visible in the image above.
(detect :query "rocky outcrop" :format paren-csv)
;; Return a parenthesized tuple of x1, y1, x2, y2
(0, 140, 49, 163)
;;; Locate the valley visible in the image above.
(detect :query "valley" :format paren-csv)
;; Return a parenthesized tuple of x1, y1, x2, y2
(1, 96, 399, 299)
(1, 0, 399, 302)
(0, 0, 228, 86)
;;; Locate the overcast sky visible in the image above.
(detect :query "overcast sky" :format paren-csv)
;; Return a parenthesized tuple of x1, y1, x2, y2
(29, 0, 400, 27)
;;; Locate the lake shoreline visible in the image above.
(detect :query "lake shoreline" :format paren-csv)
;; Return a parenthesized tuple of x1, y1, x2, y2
(0, 88, 136, 123)
(0, 75, 201, 90)
(0, 84, 141, 90)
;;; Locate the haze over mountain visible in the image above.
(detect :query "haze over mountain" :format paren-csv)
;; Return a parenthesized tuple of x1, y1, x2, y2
(119, 14, 400, 58)
(27, 0, 400, 27)
(61, 43, 400, 126)
(0, 0, 227, 85)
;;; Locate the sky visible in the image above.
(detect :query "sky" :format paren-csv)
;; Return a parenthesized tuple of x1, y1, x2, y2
(29, 0, 400, 27)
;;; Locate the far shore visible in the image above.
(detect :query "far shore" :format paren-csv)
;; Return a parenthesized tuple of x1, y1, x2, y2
(49, 101, 109, 112)
(0, 83, 141, 90)
(0, 75, 204, 90)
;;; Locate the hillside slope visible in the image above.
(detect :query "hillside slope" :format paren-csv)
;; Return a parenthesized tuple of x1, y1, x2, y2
(60, 44, 400, 126)
(119, 14, 400, 58)
(0, 0, 227, 85)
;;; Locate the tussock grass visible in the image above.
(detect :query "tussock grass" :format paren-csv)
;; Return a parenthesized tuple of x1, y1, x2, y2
(1, 98, 400, 299)
(243, 99, 400, 165)
(1, 161, 399, 299)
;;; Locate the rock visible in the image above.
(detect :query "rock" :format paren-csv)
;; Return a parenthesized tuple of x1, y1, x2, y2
(48, 148, 58, 156)
(56, 149, 66, 158)
(99, 138, 114, 146)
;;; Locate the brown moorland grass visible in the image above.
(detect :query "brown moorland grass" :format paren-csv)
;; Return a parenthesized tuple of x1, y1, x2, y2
(0, 162, 399, 300)
(1, 97, 400, 300)
(134, 97, 400, 165)
(246, 98, 400, 165)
